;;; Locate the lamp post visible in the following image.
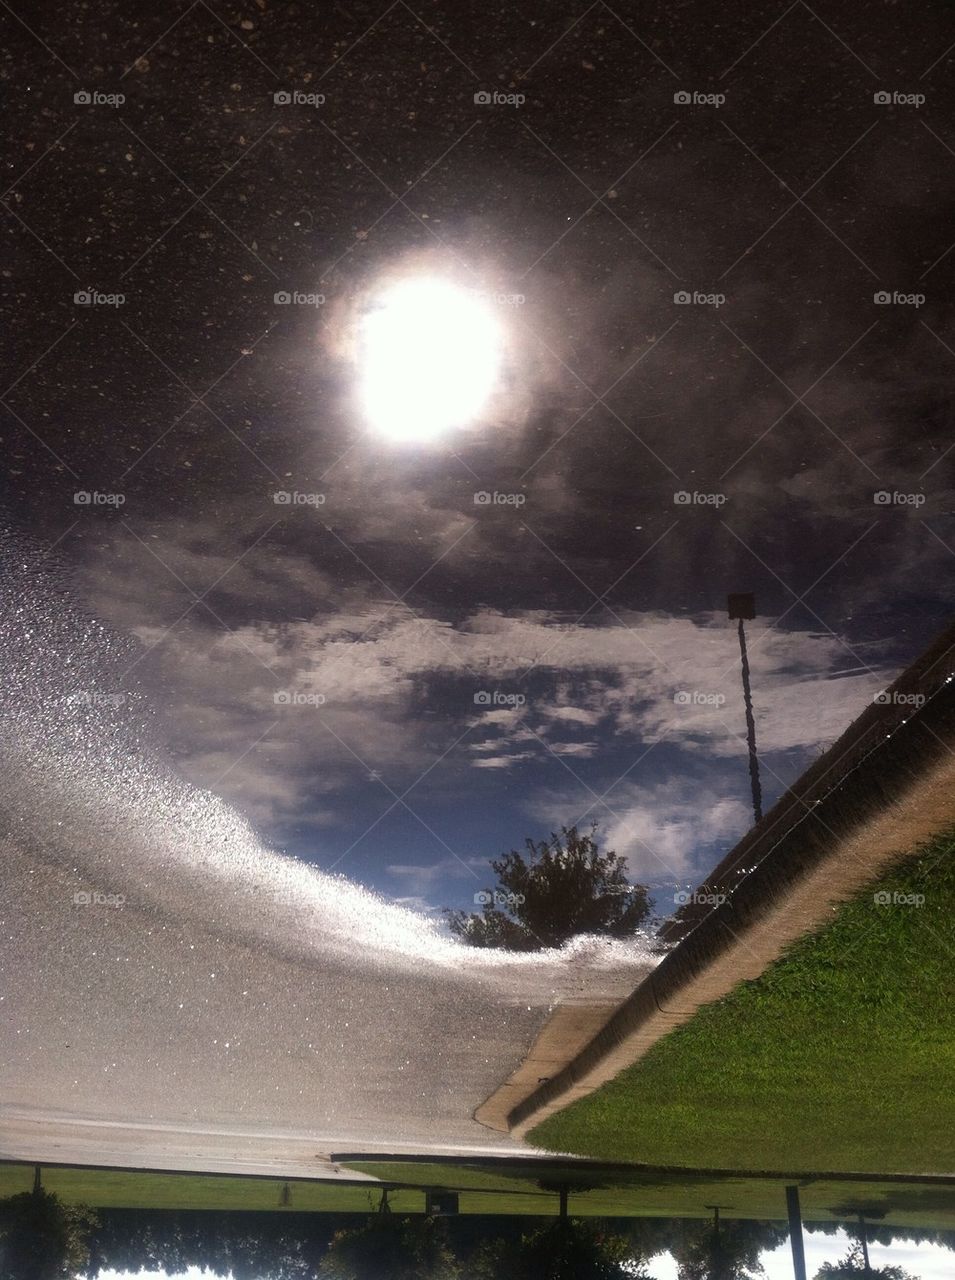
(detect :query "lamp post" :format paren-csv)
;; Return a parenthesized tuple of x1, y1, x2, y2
(728, 592, 763, 825)
(704, 1204, 731, 1275)
(858, 1212, 873, 1278)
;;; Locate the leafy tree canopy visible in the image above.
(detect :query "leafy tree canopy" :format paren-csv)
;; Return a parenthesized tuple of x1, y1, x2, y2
(470, 1219, 640, 1280)
(814, 1242, 919, 1279)
(320, 1214, 460, 1280)
(445, 823, 651, 951)
(0, 1187, 97, 1280)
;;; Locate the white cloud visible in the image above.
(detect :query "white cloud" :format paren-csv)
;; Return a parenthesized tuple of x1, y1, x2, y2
(75, 529, 895, 855)
(548, 705, 602, 724)
(386, 858, 482, 895)
(548, 741, 597, 757)
(473, 752, 534, 769)
(390, 893, 444, 915)
(766, 1229, 955, 1280)
(651, 1234, 955, 1280)
(525, 778, 754, 883)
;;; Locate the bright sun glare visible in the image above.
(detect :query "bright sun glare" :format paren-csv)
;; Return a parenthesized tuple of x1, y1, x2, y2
(359, 276, 501, 443)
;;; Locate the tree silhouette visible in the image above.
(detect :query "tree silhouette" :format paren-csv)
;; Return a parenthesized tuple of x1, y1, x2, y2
(0, 1169, 97, 1280)
(470, 1218, 642, 1280)
(81, 1204, 353, 1277)
(669, 1216, 786, 1280)
(445, 823, 651, 950)
(320, 1214, 460, 1280)
(814, 1242, 919, 1279)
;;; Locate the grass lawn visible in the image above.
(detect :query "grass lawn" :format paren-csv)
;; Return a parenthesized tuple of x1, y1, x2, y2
(6, 1158, 952, 1229)
(529, 834, 955, 1175)
(343, 1160, 955, 1228)
(0, 1164, 419, 1214)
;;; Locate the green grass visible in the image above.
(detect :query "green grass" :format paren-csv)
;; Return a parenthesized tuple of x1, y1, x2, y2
(343, 1161, 955, 1228)
(0, 1164, 420, 1214)
(530, 836, 955, 1175)
(7, 1159, 952, 1229)
(3, 840, 951, 1225)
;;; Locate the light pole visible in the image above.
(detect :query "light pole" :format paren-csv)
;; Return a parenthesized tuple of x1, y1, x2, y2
(858, 1212, 873, 1278)
(704, 1204, 731, 1275)
(728, 592, 763, 825)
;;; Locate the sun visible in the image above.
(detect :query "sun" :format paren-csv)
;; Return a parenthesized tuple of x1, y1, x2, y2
(358, 276, 501, 443)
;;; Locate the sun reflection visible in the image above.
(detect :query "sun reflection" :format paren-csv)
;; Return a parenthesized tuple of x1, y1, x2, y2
(358, 276, 501, 442)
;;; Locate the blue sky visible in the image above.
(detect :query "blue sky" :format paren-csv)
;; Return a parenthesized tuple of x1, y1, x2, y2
(69, 520, 929, 918)
(6, 521, 941, 921)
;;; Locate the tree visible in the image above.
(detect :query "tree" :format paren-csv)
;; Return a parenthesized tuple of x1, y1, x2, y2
(471, 1218, 642, 1280)
(320, 1214, 460, 1280)
(814, 1242, 919, 1279)
(0, 1172, 97, 1280)
(670, 1217, 786, 1280)
(445, 823, 651, 950)
(81, 1205, 353, 1278)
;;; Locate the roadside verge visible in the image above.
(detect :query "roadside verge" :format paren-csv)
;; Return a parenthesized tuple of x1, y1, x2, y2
(476, 622, 955, 1141)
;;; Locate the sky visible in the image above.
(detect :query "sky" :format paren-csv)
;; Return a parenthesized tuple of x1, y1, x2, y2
(2, 0, 953, 920)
